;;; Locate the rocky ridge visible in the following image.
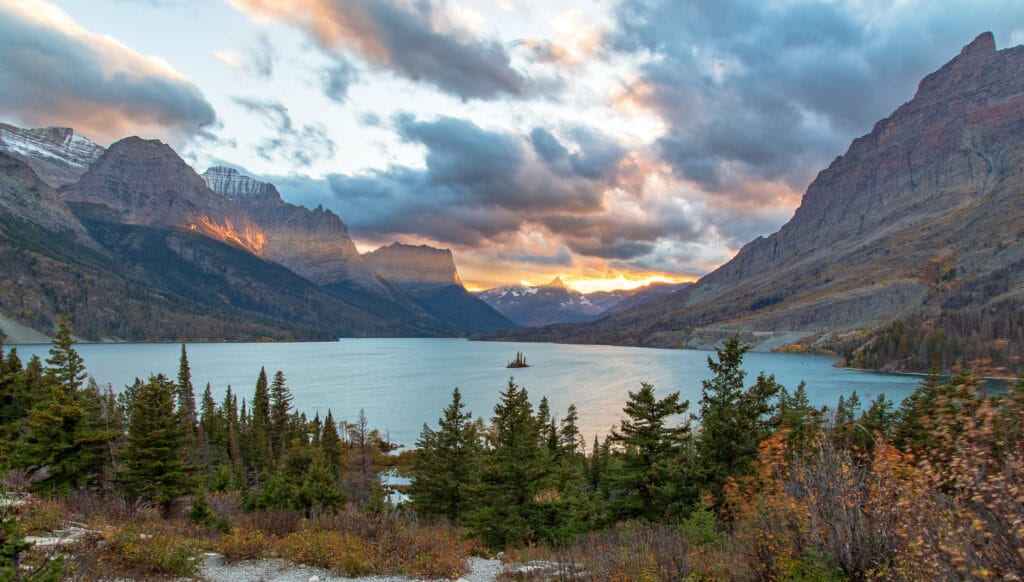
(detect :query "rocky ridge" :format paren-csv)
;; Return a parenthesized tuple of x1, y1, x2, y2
(363, 243, 463, 294)
(0, 123, 105, 187)
(64, 139, 269, 257)
(202, 166, 387, 293)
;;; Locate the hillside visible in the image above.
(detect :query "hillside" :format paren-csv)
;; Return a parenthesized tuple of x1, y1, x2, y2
(507, 33, 1024, 373)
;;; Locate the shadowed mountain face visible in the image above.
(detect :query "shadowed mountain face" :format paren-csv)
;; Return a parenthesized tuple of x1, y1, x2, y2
(0, 124, 105, 188)
(364, 243, 516, 333)
(509, 33, 1024, 350)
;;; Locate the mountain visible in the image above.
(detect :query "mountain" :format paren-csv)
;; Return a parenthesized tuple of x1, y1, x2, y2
(0, 124, 105, 188)
(364, 243, 516, 333)
(508, 33, 1024, 371)
(0, 133, 458, 340)
(63, 138, 270, 257)
(478, 278, 690, 327)
(477, 277, 606, 327)
(201, 166, 388, 294)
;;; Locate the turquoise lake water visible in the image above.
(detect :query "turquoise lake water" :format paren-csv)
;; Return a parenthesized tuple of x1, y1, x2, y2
(10, 339, 923, 448)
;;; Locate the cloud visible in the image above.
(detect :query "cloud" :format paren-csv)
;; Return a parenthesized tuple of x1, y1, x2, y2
(0, 0, 216, 146)
(607, 0, 1024, 195)
(231, 96, 335, 167)
(322, 60, 359, 102)
(228, 0, 529, 100)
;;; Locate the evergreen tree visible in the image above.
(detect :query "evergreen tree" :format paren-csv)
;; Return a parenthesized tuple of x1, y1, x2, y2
(12, 327, 119, 494)
(410, 388, 482, 523)
(119, 374, 196, 517)
(321, 410, 343, 476)
(176, 344, 197, 434)
(775, 382, 823, 453)
(43, 320, 85, 394)
(344, 409, 376, 505)
(696, 335, 783, 502)
(468, 379, 549, 548)
(609, 382, 689, 520)
(269, 370, 293, 458)
(249, 368, 271, 472)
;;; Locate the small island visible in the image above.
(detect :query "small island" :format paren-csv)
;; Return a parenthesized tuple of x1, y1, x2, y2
(506, 351, 530, 368)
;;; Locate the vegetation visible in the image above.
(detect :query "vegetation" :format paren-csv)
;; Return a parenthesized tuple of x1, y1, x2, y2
(1, 327, 1022, 580)
(506, 350, 530, 368)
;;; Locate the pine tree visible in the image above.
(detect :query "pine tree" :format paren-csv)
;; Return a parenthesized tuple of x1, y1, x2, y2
(410, 388, 482, 523)
(321, 410, 343, 476)
(249, 368, 271, 472)
(43, 320, 85, 394)
(176, 343, 197, 434)
(775, 382, 823, 452)
(696, 335, 782, 502)
(609, 382, 689, 520)
(119, 374, 196, 517)
(468, 378, 549, 548)
(269, 370, 293, 458)
(12, 327, 119, 494)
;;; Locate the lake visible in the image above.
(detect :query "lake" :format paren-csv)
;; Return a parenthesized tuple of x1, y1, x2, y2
(10, 339, 923, 448)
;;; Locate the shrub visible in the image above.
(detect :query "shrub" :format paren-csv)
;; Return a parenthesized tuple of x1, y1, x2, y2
(277, 529, 373, 576)
(18, 497, 64, 535)
(219, 528, 275, 562)
(99, 522, 203, 578)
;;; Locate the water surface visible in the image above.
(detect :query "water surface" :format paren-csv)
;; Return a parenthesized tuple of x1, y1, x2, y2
(11, 339, 923, 448)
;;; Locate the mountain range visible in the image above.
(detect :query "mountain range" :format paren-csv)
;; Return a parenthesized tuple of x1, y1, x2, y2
(0, 126, 513, 341)
(477, 277, 690, 327)
(504, 33, 1024, 375)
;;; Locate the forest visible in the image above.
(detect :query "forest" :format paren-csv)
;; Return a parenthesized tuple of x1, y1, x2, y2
(0, 324, 1022, 580)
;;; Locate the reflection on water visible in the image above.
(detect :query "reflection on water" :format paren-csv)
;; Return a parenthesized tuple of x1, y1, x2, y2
(12, 338, 923, 448)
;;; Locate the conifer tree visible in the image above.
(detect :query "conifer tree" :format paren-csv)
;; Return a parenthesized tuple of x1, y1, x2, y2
(609, 382, 689, 520)
(775, 382, 823, 452)
(321, 410, 343, 476)
(410, 388, 482, 523)
(468, 379, 548, 548)
(696, 334, 782, 501)
(43, 320, 86, 394)
(13, 326, 119, 494)
(176, 343, 197, 433)
(119, 374, 196, 517)
(249, 368, 271, 472)
(269, 370, 293, 457)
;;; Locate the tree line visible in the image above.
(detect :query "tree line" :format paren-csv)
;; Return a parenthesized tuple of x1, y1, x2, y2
(2, 325, 1022, 579)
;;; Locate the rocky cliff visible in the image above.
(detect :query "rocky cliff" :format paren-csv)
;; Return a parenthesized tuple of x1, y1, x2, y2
(202, 166, 386, 292)
(364, 243, 516, 333)
(511, 33, 1024, 353)
(364, 243, 463, 294)
(0, 123, 105, 188)
(63, 139, 269, 257)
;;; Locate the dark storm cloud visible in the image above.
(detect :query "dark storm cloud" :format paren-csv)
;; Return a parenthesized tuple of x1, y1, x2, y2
(231, 0, 530, 101)
(0, 2, 216, 145)
(266, 116, 699, 259)
(608, 0, 1024, 194)
(231, 97, 335, 167)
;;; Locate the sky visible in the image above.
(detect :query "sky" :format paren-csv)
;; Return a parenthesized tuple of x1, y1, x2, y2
(1, 0, 1022, 292)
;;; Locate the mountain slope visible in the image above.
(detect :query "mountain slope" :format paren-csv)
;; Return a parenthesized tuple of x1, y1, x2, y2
(511, 33, 1024, 362)
(0, 124, 105, 188)
(202, 166, 387, 293)
(364, 243, 516, 333)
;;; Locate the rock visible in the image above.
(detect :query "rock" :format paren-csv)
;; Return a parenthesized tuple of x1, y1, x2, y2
(202, 166, 385, 292)
(0, 123, 105, 187)
(64, 138, 269, 257)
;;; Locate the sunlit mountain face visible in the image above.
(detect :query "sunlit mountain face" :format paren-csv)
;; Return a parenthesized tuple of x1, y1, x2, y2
(2, 0, 1019, 292)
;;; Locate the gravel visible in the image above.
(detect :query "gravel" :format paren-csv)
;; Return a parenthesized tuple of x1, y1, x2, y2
(199, 554, 504, 582)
